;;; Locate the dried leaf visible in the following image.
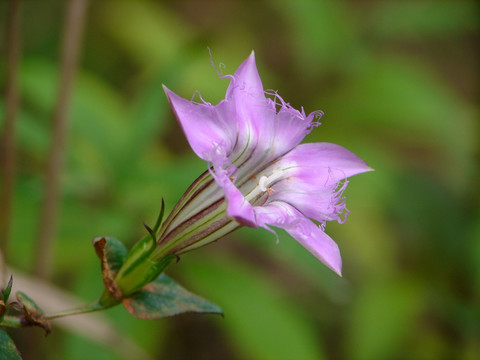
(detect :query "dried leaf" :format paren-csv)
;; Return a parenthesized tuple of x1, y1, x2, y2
(93, 236, 128, 300)
(16, 292, 51, 334)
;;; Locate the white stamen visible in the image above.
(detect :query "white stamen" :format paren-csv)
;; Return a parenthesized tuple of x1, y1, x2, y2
(259, 176, 269, 192)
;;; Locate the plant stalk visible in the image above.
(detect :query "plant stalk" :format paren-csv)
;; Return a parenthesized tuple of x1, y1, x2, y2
(0, 0, 21, 283)
(34, 0, 88, 279)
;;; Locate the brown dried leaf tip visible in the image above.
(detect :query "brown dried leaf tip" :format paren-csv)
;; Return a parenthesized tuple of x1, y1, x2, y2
(16, 292, 51, 334)
(92, 236, 123, 300)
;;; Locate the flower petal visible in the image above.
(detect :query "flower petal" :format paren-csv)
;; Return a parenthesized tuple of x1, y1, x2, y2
(226, 54, 319, 182)
(226, 51, 264, 100)
(254, 202, 342, 275)
(225, 52, 267, 167)
(222, 177, 257, 228)
(269, 186, 347, 225)
(280, 142, 372, 187)
(163, 85, 236, 161)
(266, 143, 371, 224)
(207, 149, 257, 228)
(267, 104, 319, 158)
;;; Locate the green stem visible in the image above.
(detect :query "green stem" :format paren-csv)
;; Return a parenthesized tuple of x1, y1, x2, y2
(45, 289, 121, 320)
(1, 304, 101, 327)
(1, 296, 120, 328)
(1, 315, 22, 328)
(45, 301, 112, 320)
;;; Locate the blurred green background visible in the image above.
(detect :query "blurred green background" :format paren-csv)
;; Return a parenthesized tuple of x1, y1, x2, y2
(1, 0, 479, 359)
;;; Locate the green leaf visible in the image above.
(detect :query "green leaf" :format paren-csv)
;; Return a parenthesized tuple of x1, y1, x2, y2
(1, 276, 13, 302)
(0, 328, 22, 360)
(123, 274, 222, 319)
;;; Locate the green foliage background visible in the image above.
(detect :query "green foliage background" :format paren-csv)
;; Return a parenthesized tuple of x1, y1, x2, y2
(1, 0, 479, 359)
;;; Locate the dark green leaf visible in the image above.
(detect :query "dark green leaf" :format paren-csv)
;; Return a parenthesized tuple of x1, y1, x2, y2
(2, 276, 13, 302)
(123, 274, 222, 319)
(0, 328, 22, 360)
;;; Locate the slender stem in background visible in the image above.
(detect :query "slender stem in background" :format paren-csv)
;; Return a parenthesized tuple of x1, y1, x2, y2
(34, 0, 88, 279)
(1, 300, 116, 328)
(0, 0, 21, 285)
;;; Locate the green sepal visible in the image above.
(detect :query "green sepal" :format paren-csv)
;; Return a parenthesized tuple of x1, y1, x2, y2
(0, 328, 22, 360)
(117, 200, 166, 281)
(136, 254, 177, 289)
(152, 198, 165, 234)
(122, 273, 223, 319)
(115, 254, 177, 297)
(116, 234, 156, 282)
(99, 201, 169, 299)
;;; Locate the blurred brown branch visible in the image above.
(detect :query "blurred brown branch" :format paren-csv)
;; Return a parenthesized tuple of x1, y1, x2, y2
(0, 0, 21, 283)
(34, 0, 89, 279)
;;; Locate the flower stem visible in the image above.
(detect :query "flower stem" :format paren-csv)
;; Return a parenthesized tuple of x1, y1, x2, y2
(1, 0, 21, 282)
(34, 0, 88, 279)
(45, 301, 111, 320)
(1, 295, 120, 328)
(1, 303, 116, 328)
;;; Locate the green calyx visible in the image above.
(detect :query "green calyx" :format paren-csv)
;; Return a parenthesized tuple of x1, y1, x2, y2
(114, 253, 177, 298)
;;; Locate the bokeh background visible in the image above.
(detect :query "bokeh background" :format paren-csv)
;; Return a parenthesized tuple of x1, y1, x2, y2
(1, 0, 479, 359)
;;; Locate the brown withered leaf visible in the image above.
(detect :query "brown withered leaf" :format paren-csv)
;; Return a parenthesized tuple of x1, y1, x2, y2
(92, 236, 127, 300)
(16, 292, 51, 334)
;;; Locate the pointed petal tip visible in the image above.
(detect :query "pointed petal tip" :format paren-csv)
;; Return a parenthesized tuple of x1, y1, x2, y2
(356, 165, 374, 176)
(229, 50, 264, 98)
(162, 85, 184, 106)
(322, 255, 342, 276)
(244, 50, 256, 67)
(333, 266, 343, 277)
(162, 84, 175, 100)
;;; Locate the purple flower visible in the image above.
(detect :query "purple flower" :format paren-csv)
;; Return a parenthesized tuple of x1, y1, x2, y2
(160, 52, 371, 275)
